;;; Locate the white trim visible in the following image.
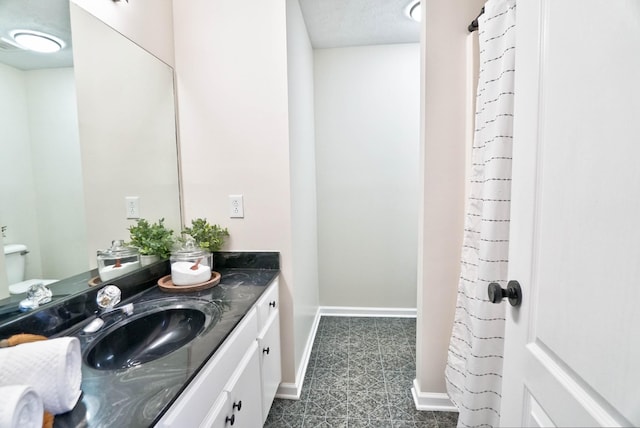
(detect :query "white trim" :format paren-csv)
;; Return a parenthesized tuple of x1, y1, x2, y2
(275, 307, 322, 399)
(319, 306, 417, 318)
(411, 379, 458, 412)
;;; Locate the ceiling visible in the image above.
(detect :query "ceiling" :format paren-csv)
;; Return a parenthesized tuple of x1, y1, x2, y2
(0, 0, 73, 70)
(298, 0, 420, 49)
(0, 0, 420, 70)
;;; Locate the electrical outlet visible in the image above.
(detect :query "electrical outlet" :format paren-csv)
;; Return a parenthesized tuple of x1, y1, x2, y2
(125, 196, 140, 219)
(229, 195, 244, 218)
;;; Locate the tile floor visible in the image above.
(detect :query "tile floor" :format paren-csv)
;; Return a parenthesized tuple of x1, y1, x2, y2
(265, 316, 459, 427)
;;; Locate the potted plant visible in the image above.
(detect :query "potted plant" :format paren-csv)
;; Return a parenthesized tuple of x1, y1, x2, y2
(127, 218, 175, 265)
(181, 218, 229, 253)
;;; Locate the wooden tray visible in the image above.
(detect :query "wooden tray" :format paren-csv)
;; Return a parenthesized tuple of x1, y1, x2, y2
(157, 272, 221, 293)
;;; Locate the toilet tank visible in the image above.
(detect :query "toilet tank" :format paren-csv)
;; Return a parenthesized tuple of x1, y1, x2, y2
(3, 244, 27, 285)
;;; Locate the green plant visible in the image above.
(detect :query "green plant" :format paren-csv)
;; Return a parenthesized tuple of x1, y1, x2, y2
(127, 218, 175, 258)
(182, 218, 229, 252)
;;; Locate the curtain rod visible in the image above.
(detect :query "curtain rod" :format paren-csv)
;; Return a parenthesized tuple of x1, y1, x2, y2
(468, 6, 485, 32)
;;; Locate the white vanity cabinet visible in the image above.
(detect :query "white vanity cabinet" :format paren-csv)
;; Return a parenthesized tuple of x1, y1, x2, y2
(155, 279, 281, 427)
(256, 281, 281, 423)
(201, 342, 262, 428)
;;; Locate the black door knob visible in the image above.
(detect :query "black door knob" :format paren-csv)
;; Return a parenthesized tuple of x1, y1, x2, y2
(269, 301, 276, 308)
(487, 280, 522, 307)
(225, 414, 235, 425)
(233, 400, 242, 411)
(263, 347, 270, 355)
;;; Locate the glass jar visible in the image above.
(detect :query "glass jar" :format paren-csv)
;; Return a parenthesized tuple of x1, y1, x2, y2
(97, 240, 141, 282)
(170, 239, 212, 286)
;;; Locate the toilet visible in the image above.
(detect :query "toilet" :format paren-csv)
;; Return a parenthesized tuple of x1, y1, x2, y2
(4, 244, 57, 294)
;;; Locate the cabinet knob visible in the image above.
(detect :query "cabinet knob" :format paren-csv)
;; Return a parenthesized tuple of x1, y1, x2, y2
(233, 400, 242, 412)
(263, 347, 270, 355)
(225, 414, 235, 425)
(269, 301, 276, 308)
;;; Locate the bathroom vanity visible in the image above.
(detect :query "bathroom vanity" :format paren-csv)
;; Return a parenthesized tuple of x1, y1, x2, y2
(0, 252, 281, 428)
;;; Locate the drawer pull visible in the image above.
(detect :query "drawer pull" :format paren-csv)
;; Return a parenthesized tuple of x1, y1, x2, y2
(225, 414, 235, 425)
(269, 301, 276, 308)
(263, 347, 270, 355)
(233, 400, 242, 411)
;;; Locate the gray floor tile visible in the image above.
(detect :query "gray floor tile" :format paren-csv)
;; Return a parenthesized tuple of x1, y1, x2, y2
(311, 367, 349, 390)
(349, 337, 380, 353)
(384, 370, 415, 394)
(264, 412, 305, 427)
(305, 389, 348, 417)
(348, 369, 386, 391)
(349, 351, 383, 372)
(315, 349, 349, 369)
(303, 415, 348, 427)
(270, 397, 307, 416)
(348, 418, 394, 427)
(265, 316, 428, 428)
(348, 390, 390, 421)
(381, 352, 416, 372)
(390, 421, 438, 428)
(432, 411, 458, 428)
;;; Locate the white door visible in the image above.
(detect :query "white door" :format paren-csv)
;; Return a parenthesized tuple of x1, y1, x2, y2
(501, 1, 640, 427)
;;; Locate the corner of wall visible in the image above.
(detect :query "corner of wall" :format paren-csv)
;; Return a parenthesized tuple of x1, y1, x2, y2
(415, 0, 486, 396)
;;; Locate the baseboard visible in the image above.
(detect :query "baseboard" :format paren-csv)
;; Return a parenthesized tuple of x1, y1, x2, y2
(275, 307, 322, 400)
(411, 379, 458, 412)
(319, 306, 417, 318)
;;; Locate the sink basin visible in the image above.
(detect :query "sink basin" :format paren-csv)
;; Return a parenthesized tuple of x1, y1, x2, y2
(85, 307, 206, 370)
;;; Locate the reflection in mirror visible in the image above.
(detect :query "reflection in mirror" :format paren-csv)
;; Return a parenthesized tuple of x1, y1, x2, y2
(0, 1, 181, 324)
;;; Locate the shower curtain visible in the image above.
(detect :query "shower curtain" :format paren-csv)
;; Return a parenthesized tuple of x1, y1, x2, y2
(445, 1, 516, 427)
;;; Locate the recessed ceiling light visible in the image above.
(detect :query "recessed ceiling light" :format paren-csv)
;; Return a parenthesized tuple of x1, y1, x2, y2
(407, 1, 421, 23)
(10, 30, 64, 53)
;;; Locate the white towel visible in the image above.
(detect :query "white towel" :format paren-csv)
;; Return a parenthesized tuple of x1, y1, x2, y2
(0, 385, 44, 428)
(0, 337, 82, 415)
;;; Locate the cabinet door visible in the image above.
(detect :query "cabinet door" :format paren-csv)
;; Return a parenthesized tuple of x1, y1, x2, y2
(258, 312, 281, 423)
(200, 392, 230, 428)
(256, 279, 279, 331)
(223, 341, 263, 428)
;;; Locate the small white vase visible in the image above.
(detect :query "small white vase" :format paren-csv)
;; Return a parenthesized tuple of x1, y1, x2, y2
(140, 255, 161, 266)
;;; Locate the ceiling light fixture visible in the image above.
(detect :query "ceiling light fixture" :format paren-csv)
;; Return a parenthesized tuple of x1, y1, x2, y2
(407, 1, 421, 23)
(10, 30, 64, 53)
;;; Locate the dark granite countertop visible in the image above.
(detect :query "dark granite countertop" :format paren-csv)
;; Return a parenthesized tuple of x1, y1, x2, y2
(0, 252, 279, 428)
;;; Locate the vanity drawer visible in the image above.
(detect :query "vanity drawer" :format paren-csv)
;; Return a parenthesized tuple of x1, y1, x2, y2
(256, 279, 279, 331)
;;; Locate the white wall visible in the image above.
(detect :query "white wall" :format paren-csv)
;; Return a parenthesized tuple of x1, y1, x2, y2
(172, 0, 298, 383)
(314, 44, 420, 308)
(0, 63, 42, 280)
(414, 0, 485, 406)
(0, 64, 86, 282)
(286, 0, 320, 382)
(26, 68, 87, 279)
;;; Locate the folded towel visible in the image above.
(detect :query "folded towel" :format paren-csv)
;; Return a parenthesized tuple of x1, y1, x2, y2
(0, 337, 82, 414)
(0, 385, 44, 428)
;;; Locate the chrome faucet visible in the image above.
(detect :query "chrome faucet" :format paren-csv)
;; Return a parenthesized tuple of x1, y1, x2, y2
(97, 284, 122, 311)
(18, 282, 52, 311)
(83, 285, 133, 334)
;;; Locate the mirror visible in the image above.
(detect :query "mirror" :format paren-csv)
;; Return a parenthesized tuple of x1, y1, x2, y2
(0, 1, 181, 322)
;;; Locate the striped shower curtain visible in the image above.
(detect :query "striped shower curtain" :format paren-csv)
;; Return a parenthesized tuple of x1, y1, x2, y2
(445, 1, 516, 427)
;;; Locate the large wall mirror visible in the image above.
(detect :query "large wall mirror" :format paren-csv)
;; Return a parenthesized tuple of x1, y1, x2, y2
(0, 0, 181, 320)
